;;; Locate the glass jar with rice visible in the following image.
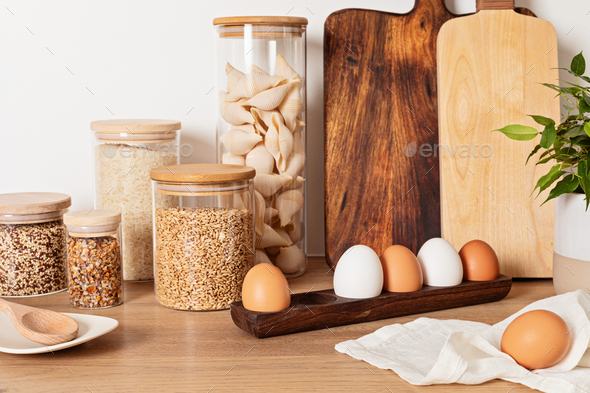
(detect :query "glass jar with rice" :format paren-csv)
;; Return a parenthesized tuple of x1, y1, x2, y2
(91, 119, 181, 281)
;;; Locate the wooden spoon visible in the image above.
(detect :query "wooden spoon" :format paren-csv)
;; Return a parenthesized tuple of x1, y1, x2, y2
(0, 298, 79, 345)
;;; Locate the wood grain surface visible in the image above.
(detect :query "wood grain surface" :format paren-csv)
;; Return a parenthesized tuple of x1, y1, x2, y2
(231, 275, 511, 338)
(324, 0, 454, 268)
(0, 257, 553, 392)
(437, 7, 559, 278)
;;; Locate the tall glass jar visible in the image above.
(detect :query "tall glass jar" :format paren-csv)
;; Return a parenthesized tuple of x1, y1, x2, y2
(150, 164, 255, 311)
(214, 16, 308, 278)
(91, 119, 181, 281)
(64, 209, 123, 309)
(0, 192, 70, 297)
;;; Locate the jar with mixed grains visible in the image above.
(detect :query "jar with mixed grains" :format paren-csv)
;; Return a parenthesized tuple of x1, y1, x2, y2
(91, 119, 181, 281)
(0, 192, 70, 297)
(64, 210, 123, 309)
(150, 164, 255, 311)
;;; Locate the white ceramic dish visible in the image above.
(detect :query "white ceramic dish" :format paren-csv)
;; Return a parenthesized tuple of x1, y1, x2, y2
(0, 312, 118, 354)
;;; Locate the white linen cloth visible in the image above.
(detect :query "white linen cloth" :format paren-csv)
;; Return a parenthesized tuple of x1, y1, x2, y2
(335, 290, 590, 392)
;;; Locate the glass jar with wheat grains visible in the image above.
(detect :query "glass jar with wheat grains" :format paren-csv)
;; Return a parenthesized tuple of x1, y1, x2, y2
(214, 16, 308, 278)
(150, 164, 255, 311)
(91, 119, 181, 281)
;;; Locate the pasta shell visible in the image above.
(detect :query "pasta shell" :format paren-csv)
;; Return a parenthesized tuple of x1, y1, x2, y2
(266, 246, 280, 256)
(275, 55, 302, 82)
(226, 63, 244, 93)
(220, 128, 262, 156)
(254, 173, 292, 198)
(280, 130, 305, 178)
(265, 114, 294, 172)
(275, 228, 293, 246)
(250, 65, 268, 74)
(289, 176, 306, 189)
(226, 72, 283, 101)
(254, 249, 273, 265)
(277, 189, 304, 227)
(278, 81, 303, 131)
(264, 206, 278, 222)
(255, 224, 291, 248)
(254, 191, 266, 236)
(246, 143, 275, 175)
(250, 108, 283, 135)
(275, 245, 306, 274)
(230, 124, 257, 134)
(243, 82, 292, 111)
(285, 215, 302, 243)
(221, 152, 246, 166)
(219, 92, 254, 125)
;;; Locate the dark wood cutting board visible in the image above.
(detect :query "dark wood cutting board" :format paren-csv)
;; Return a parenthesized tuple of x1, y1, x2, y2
(324, 0, 535, 268)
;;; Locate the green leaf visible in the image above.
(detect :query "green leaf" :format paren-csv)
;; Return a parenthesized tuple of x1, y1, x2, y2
(540, 124, 556, 148)
(563, 125, 585, 138)
(583, 92, 590, 107)
(582, 76, 590, 84)
(585, 123, 590, 138)
(537, 154, 558, 165)
(570, 135, 590, 148)
(534, 164, 565, 196)
(542, 174, 580, 206)
(493, 125, 538, 141)
(571, 51, 586, 76)
(578, 160, 590, 210)
(580, 97, 590, 114)
(529, 115, 555, 127)
(526, 144, 542, 165)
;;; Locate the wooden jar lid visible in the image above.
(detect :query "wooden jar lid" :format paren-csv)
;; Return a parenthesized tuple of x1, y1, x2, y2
(90, 119, 181, 135)
(213, 16, 308, 26)
(150, 164, 256, 183)
(64, 209, 121, 227)
(0, 192, 71, 215)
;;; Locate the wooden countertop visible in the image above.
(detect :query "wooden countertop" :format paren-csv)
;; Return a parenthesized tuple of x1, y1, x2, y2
(1, 257, 555, 392)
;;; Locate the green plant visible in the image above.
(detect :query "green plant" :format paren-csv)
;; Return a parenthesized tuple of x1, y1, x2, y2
(494, 51, 590, 210)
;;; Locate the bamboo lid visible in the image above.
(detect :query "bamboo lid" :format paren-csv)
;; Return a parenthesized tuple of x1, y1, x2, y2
(0, 192, 71, 215)
(90, 119, 181, 135)
(213, 16, 308, 26)
(150, 164, 256, 183)
(64, 209, 121, 227)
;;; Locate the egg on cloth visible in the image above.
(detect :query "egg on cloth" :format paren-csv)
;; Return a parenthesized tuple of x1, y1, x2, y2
(241, 264, 291, 312)
(417, 238, 463, 287)
(334, 245, 383, 299)
(459, 240, 500, 281)
(380, 245, 423, 292)
(501, 310, 571, 369)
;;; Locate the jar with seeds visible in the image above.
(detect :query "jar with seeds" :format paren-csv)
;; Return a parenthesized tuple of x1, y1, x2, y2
(150, 164, 255, 311)
(0, 192, 70, 297)
(64, 209, 123, 309)
(91, 119, 181, 281)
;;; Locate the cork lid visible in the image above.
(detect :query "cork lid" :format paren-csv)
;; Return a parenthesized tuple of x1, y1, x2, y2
(64, 209, 121, 227)
(0, 192, 71, 215)
(90, 119, 181, 135)
(213, 16, 308, 26)
(150, 164, 256, 183)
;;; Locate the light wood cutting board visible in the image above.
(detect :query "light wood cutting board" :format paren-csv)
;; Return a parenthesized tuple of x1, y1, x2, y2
(437, 0, 560, 277)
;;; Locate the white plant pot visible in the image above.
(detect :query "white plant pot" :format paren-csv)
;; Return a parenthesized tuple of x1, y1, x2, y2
(553, 192, 590, 294)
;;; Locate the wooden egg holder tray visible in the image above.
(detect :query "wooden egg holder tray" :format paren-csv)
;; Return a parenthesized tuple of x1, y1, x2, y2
(230, 275, 512, 338)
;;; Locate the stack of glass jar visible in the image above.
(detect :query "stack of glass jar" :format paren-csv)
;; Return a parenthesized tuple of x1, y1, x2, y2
(214, 16, 308, 278)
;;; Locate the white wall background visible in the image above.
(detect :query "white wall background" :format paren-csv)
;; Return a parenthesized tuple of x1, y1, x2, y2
(1, 0, 587, 256)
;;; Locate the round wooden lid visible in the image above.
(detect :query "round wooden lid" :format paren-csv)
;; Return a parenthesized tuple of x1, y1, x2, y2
(64, 209, 121, 227)
(213, 16, 308, 26)
(90, 119, 181, 134)
(150, 164, 256, 183)
(0, 192, 71, 215)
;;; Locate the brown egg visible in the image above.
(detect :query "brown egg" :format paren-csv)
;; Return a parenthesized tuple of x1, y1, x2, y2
(379, 245, 423, 292)
(501, 310, 571, 370)
(242, 264, 291, 312)
(459, 240, 499, 281)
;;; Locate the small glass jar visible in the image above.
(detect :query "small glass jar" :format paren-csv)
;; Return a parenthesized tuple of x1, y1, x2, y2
(214, 16, 308, 278)
(91, 119, 181, 281)
(150, 164, 255, 311)
(0, 192, 70, 297)
(64, 210, 123, 309)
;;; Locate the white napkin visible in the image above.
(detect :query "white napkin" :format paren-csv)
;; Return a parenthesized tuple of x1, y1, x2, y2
(335, 290, 590, 392)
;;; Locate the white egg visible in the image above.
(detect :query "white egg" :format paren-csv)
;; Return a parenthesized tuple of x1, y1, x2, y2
(333, 245, 383, 299)
(417, 238, 463, 287)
